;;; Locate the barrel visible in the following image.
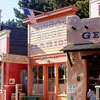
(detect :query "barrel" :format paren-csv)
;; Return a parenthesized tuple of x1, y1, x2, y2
(11, 93, 16, 100)
(17, 84, 23, 93)
(11, 96, 16, 100)
(11, 93, 16, 96)
(19, 93, 26, 100)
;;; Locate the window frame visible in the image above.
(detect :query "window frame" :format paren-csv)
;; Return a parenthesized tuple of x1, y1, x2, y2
(58, 64, 67, 95)
(32, 65, 43, 95)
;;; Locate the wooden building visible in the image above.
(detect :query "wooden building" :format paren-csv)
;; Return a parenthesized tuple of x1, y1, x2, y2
(23, 6, 78, 100)
(61, 15, 100, 100)
(0, 26, 28, 100)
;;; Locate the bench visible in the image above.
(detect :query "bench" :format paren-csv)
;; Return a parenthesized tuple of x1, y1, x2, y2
(23, 96, 41, 100)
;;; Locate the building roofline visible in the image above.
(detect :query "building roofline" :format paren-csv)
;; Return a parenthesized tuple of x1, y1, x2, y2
(23, 6, 78, 24)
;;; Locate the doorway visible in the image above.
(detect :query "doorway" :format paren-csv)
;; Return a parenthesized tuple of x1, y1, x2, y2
(87, 59, 100, 98)
(20, 70, 27, 93)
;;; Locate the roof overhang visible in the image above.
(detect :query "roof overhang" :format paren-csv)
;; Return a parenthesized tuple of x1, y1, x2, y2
(0, 30, 10, 37)
(23, 6, 78, 24)
(61, 43, 100, 52)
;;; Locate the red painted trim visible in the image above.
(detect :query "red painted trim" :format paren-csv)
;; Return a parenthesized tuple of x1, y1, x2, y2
(7, 37, 10, 54)
(30, 52, 66, 59)
(23, 6, 78, 24)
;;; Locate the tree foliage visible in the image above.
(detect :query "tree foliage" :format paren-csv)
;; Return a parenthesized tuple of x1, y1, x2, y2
(13, 0, 54, 28)
(2, 19, 17, 27)
(3, 0, 88, 28)
(75, 0, 89, 18)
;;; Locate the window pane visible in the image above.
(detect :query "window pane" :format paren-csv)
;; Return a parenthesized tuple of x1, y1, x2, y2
(52, 66, 55, 78)
(33, 67, 37, 80)
(48, 67, 51, 78)
(52, 79, 55, 91)
(48, 79, 52, 91)
(59, 64, 64, 81)
(38, 66, 43, 79)
(38, 66, 43, 94)
(32, 66, 43, 94)
(58, 64, 67, 94)
(32, 67, 37, 93)
(48, 66, 55, 92)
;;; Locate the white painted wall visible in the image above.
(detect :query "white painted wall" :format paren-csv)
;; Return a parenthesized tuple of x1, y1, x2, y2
(0, 33, 7, 55)
(89, 0, 100, 18)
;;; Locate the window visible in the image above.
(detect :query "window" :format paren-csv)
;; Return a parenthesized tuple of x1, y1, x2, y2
(48, 66, 55, 92)
(58, 64, 67, 94)
(32, 66, 43, 94)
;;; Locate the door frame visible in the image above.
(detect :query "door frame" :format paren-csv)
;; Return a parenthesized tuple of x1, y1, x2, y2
(86, 59, 100, 100)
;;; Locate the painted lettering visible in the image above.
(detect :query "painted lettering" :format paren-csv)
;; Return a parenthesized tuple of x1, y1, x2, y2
(49, 21, 55, 27)
(47, 41, 53, 47)
(55, 21, 61, 27)
(37, 29, 63, 40)
(42, 22, 49, 29)
(34, 19, 66, 32)
(30, 45, 38, 50)
(30, 38, 67, 50)
(40, 43, 45, 48)
(58, 40, 63, 45)
(82, 32, 90, 39)
(93, 32, 99, 38)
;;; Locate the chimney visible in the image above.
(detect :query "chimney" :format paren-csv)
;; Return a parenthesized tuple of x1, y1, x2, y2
(0, 9, 2, 31)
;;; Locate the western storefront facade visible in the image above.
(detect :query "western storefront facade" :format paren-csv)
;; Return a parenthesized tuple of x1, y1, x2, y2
(23, 6, 78, 100)
(62, 15, 100, 100)
(0, 24, 28, 100)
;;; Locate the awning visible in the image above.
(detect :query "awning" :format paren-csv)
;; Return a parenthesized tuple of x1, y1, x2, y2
(61, 43, 100, 52)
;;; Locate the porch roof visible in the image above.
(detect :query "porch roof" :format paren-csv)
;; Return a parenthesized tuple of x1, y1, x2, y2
(61, 43, 100, 52)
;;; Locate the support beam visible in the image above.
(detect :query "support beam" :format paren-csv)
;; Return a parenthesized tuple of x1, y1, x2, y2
(66, 52, 72, 67)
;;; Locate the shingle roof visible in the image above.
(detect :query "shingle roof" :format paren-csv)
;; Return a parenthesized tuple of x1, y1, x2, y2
(1, 26, 27, 56)
(61, 43, 100, 52)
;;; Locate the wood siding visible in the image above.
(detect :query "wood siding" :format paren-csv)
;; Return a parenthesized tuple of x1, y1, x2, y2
(29, 16, 67, 56)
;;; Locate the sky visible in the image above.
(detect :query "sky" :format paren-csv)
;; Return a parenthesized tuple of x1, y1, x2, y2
(0, 0, 20, 22)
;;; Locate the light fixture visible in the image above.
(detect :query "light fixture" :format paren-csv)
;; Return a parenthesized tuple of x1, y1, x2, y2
(72, 26, 76, 30)
(84, 25, 88, 29)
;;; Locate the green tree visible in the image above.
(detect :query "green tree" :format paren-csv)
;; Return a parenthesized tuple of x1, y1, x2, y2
(51, 0, 89, 18)
(14, 0, 89, 28)
(75, 0, 89, 18)
(14, 0, 53, 28)
(2, 19, 17, 27)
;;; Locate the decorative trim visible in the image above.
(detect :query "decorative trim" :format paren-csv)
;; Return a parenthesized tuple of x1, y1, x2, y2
(3, 54, 29, 64)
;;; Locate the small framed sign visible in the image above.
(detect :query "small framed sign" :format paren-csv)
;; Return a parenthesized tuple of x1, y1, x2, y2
(9, 78, 15, 84)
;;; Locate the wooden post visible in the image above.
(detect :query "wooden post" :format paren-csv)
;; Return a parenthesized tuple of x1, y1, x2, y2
(55, 64, 58, 100)
(28, 64, 32, 96)
(95, 85, 100, 100)
(1, 53, 4, 100)
(16, 84, 18, 100)
(43, 65, 48, 100)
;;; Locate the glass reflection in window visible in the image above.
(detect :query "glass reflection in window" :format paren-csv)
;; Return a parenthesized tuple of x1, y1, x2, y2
(32, 66, 43, 94)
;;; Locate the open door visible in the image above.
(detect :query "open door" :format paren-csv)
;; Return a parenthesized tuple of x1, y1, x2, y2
(87, 59, 100, 100)
(20, 70, 27, 94)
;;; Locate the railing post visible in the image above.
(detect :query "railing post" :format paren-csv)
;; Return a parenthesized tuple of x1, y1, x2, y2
(95, 85, 100, 100)
(16, 84, 18, 100)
